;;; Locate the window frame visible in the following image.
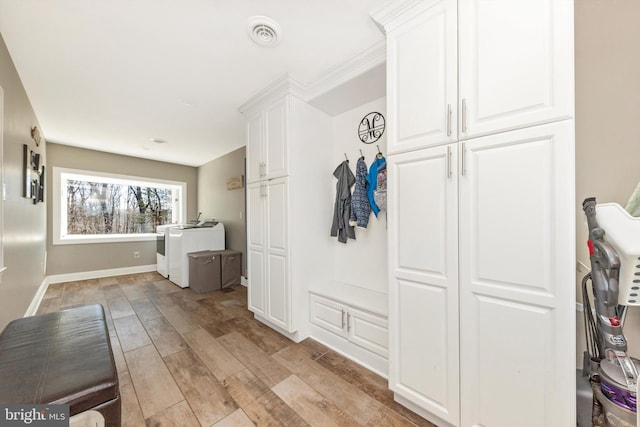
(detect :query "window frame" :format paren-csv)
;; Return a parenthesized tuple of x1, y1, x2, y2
(52, 167, 187, 245)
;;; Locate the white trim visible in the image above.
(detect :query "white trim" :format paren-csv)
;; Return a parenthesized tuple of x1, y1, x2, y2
(370, 0, 435, 33)
(24, 277, 50, 317)
(238, 40, 386, 115)
(303, 40, 386, 101)
(238, 74, 305, 115)
(47, 264, 157, 285)
(309, 323, 388, 378)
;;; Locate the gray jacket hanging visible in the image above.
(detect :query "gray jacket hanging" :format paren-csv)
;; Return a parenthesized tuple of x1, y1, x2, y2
(330, 160, 356, 243)
(349, 157, 371, 228)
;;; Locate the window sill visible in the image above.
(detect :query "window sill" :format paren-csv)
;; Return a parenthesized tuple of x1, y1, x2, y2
(53, 234, 158, 245)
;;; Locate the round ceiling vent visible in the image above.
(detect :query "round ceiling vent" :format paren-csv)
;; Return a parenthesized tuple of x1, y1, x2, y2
(247, 16, 281, 47)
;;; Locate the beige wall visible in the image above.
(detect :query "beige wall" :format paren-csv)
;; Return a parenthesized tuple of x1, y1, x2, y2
(0, 35, 48, 329)
(46, 143, 198, 275)
(197, 147, 246, 276)
(575, 1, 640, 361)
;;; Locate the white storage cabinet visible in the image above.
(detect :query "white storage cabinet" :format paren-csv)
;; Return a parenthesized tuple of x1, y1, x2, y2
(372, 0, 575, 426)
(309, 286, 389, 376)
(241, 77, 333, 341)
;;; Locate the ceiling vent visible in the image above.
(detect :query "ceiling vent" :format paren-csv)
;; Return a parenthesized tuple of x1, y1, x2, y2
(247, 16, 281, 47)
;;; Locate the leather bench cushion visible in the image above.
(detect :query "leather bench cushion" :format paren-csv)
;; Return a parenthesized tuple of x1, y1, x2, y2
(0, 304, 119, 415)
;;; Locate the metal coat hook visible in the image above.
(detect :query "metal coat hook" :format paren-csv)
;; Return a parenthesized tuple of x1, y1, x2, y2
(359, 149, 364, 158)
(377, 145, 383, 159)
(344, 153, 349, 162)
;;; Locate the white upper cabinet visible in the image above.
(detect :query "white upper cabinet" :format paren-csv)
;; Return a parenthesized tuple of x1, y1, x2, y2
(245, 96, 289, 183)
(458, 0, 574, 138)
(386, 0, 457, 154)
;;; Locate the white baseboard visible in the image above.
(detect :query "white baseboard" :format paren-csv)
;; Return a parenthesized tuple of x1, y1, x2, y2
(24, 277, 50, 317)
(241, 276, 248, 287)
(47, 264, 157, 285)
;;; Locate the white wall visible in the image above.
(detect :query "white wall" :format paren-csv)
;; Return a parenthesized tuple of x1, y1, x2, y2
(330, 97, 388, 294)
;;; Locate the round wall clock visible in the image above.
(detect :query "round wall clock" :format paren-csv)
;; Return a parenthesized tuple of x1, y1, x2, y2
(358, 112, 385, 144)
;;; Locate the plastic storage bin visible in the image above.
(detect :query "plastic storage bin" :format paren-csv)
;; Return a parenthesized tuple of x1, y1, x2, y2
(187, 250, 221, 293)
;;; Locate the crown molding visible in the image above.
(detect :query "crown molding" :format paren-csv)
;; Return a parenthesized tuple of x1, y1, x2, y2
(370, 0, 434, 33)
(239, 40, 387, 114)
(303, 40, 386, 101)
(238, 74, 305, 115)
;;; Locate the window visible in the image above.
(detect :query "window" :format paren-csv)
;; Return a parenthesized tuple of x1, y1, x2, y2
(53, 167, 186, 244)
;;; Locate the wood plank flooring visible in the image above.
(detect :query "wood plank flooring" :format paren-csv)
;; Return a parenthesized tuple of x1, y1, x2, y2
(37, 272, 434, 427)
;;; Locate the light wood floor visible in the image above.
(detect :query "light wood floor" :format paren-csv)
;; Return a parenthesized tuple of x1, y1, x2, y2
(37, 272, 434, 427)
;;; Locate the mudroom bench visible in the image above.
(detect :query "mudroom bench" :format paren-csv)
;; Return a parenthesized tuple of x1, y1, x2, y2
(0, 304, 121, 426)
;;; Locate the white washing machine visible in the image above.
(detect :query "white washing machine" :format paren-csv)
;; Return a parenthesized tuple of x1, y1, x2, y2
(168, 223, 225, 288)
(156, 224, 181, 279)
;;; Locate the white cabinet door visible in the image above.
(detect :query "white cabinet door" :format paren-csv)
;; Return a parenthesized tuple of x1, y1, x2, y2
(387, 143, 460, 425)
(309, 294, 346, 337)
(347, 307, 388, 358)
(246, 112, 264, 183)
(458, 0, 574, 139)
(386, 0, 457, 155)
(265, 178, 291, 331)
(265, 97, 289, 179)
(458, 121, 575, 427)
(247, 182, 266, 316)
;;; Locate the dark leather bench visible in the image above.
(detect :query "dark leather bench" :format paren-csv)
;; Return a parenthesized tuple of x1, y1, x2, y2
(0, 304, 121, 426)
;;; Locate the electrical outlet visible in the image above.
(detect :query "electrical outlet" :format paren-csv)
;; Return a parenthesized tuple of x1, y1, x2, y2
(133, 251, 140, 259)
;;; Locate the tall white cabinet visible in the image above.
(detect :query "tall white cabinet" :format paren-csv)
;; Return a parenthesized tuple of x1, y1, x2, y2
(241, 76, 332, 341)
(372, 0, 575, 426)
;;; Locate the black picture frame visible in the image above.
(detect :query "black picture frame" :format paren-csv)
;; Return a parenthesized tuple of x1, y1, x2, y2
(23, 144, 45, 203)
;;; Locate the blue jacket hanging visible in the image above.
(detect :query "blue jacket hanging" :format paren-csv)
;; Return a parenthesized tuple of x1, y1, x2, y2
(367, 155, 386, 217)
(349, 157, 371, 228)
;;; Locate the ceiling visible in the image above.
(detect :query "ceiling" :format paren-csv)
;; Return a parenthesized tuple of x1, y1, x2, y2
(0, 0, 387, 167)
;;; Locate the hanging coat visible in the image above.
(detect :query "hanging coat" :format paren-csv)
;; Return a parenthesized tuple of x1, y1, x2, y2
(330, 160, 356, 243)
(374, 161, 387, 215)
(349, 157, 371, 228)
(367, 155, 386, 217)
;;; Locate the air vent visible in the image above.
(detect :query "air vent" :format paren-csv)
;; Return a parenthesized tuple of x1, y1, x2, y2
(247, 16, 281, 47)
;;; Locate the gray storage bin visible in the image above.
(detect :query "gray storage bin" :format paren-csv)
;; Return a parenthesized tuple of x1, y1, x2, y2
(220, 250, 242, 288)
(188, 250, 221, 293)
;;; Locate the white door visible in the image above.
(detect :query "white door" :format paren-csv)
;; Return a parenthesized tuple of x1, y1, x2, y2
(265, 178, 291, 332)
(247, 182, 266, 316)
(265, 97, 289, 180)
(458, 0, 574, 139)
(246, 112, 264, 183)
(387, 143, 459, 425)
(386, 0, 457, 155)
(458, 121, 575, 427)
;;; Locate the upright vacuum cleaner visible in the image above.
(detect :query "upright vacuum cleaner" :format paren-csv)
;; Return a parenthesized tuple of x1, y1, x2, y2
(582, 197, 640, 426)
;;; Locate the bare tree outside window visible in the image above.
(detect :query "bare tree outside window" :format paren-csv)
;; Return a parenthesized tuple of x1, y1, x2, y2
(66, 179, 175, 235)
